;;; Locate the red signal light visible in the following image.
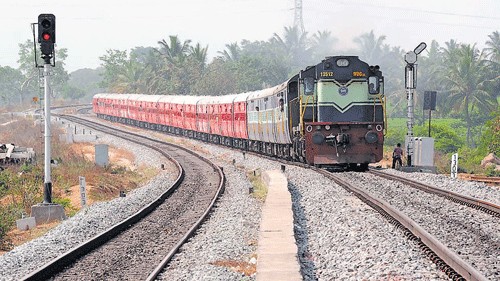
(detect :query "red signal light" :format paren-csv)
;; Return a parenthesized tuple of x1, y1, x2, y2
(42, 33, 51, 41)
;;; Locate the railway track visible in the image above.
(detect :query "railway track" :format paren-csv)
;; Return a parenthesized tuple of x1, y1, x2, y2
(45, 111, 497, 280)
(22, 115, 225, 281)
(321, 169, 499, 281)
(369, 169, 500, 217)
(458, 174, 500, 186)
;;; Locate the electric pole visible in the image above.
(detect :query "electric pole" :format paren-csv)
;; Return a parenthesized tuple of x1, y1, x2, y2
(294, 0, 305, 35)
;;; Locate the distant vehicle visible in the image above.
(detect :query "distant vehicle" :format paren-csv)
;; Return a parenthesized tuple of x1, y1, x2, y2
(93, 56, 385, 171)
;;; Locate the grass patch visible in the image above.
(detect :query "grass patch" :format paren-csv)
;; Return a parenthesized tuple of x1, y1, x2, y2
(246, 169, 267, 202)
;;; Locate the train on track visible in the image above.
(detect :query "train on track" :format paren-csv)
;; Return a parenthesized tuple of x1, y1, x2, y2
(93, 56, 386, 171)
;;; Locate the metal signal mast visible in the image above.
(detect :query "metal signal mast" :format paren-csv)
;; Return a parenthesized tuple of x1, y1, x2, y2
(294, 0, 305, 34)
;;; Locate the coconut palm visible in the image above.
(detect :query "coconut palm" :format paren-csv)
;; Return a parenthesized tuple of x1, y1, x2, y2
(189, 43, 208, 67)
(485, 31, 500, 66)
(441, 43, 497, 146)
(218, 42, 241, 62)
(271, 26, 311, 70)
(156, 35, 192, 63)
(311, 30, 337, 61)
(353, 30, 386, 64)
(112, 59, 147, 94)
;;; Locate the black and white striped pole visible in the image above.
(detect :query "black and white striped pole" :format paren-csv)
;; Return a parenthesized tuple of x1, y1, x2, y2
(404, 42, 426, 167)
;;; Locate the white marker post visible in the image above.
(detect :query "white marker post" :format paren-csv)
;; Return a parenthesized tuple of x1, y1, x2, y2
(451, 153, 458, 179)
(79, 176, 87, 207)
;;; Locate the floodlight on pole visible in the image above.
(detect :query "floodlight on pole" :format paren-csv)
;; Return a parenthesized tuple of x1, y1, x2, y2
(414, 42, 427, 55)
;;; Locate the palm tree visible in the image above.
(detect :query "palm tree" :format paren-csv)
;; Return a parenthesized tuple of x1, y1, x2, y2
(112, 59, 147, 94)
(189, 43, 208, 67)
(271, 26, 311, 70)
(156, 35, 192, 63)
(441, 43, 497, 146)
(218, 42, 241, 62)
(311, 30, 337, 60)
(485, 31, 500, 66)
(353, 30, 386, 64)
(484, 31, 500, 99)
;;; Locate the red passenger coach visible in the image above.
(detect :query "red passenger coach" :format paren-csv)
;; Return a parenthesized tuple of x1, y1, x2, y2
(218, 94, 237, 145)
(157, 96, 169, 127)
(127, 95, 143, 125)
(183, 96, 202, 136)
(142, 95, 162, 129)
(207, 97, 221, 139)
(233, 92, 251, 149)
(196, 97, 211, 140)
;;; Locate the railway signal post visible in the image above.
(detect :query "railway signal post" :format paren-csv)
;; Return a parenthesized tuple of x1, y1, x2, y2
(404, 42, 426, 167)
(31, 14, 65, 225)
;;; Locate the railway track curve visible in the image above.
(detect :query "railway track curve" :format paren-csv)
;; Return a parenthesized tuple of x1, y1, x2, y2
(22, 115, 225, 280)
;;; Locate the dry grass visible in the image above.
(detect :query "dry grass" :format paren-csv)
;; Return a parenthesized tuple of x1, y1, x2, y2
(0, 221, 59, 256)
(0, 115, 159, 254)
(210, 255, 257, 276)
(246, 169, 267, 202)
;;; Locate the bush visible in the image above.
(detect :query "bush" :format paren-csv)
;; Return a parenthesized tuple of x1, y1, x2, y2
(413, 123, 465, 153)
(479, 109, 500, 156)
(0, 205, 21, 251)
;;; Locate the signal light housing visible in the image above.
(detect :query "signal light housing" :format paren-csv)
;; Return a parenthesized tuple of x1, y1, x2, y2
(38, 14, 56, 57)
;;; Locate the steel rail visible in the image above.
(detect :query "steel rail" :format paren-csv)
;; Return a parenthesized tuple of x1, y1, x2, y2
(369, 169, 500, 218)
(146, 162, 225, 280)
(316, 169, 488, 281)
(22, 114, 225, 280)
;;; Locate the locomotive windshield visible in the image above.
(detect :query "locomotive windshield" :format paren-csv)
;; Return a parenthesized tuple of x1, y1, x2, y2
(368, 76, 379, 94)
(304, 77, 314, 95)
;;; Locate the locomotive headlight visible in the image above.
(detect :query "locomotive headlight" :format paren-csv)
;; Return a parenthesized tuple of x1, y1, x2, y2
(312, 132, 325, 144)
(365, 131, 378, 144)
(325, 125, 331, 131)
(336, 58, 349, 67)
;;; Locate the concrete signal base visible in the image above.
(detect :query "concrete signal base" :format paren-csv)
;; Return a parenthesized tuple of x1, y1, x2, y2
(31, 203, 66, 225)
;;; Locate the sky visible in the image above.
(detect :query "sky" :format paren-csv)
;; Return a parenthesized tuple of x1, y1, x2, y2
(1, 0, 499, 72)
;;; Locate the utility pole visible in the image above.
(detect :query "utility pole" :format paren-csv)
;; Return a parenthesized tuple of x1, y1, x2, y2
(404, 42, 426, 166)
(294, 0, 305, 35)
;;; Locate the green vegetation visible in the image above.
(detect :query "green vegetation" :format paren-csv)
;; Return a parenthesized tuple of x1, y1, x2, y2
(386, 108, 500, 174)
(0, 118, 157, 250)
(0, 27, 499, 231)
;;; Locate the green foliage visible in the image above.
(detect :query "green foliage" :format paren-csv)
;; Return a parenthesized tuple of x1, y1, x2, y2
(52, 197, 78, 217)
(479, 108, 500, 155)
(414, 122, 465, 153)
(0, 205, 20, 250)
(386, 118, 467, 154)
(456, 146, 486, 174)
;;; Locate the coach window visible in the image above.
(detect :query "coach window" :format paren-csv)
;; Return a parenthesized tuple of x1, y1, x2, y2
(304, 77, 314, 95)
(279, 98, 284, 112)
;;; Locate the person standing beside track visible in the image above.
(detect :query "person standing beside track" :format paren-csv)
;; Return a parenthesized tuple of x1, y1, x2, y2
(392, 143, 403, 169)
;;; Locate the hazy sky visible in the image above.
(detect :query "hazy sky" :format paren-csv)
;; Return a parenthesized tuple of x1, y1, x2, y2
(1, 0, 499, 72)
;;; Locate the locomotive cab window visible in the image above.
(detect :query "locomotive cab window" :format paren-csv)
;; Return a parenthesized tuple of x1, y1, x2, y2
(368, 76, 379, 94)
(304, 77, 315, 95)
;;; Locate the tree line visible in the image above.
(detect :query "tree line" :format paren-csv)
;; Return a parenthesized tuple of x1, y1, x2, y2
(0, 27, 498, 151)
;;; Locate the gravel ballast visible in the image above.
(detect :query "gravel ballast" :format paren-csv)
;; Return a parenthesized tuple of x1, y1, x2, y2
(2, 116, 499, 280)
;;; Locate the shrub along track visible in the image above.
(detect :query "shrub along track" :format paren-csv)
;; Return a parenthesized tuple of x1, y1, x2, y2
(22, 115, 225, 281)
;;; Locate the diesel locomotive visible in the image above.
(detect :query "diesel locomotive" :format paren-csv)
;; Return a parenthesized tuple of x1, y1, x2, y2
(93, 56, 385, 171)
